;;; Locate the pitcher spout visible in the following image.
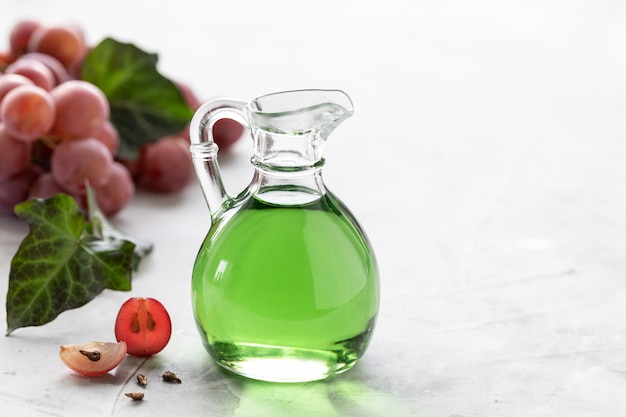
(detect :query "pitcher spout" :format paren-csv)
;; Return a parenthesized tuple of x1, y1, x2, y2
(248, 89, 354, 169)
(249, 89, 353, 135)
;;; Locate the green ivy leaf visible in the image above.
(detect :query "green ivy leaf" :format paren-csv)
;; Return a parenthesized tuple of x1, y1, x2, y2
(81, 37, 193, 160)
(5, 194, 135, 335)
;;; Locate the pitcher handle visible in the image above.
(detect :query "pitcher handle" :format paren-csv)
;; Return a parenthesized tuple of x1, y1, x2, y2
(189, 98, 249, 218)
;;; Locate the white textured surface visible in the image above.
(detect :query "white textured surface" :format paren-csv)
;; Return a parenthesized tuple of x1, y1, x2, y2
(2, 1, 626, 416)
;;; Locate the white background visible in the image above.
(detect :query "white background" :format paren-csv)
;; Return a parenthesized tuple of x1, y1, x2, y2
(1, 1, 626, 416)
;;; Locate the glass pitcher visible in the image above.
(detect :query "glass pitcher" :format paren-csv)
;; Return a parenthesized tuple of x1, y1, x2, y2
(189, 89, 380, 383)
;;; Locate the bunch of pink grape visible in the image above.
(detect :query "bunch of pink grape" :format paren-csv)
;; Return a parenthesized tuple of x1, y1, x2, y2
(0, 19, 244, 217)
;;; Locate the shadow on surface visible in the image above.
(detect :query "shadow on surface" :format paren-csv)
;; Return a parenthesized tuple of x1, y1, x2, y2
(217, 365, 415, 417)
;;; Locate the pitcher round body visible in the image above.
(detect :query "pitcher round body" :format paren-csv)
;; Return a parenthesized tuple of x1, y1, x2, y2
(189, 89, 380, 382)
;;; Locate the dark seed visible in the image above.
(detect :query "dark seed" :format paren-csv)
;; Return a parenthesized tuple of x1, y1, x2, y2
(125, 392, 144, 401)
(146, 311, 157, 331)
(137, 373, 148, 386)
(162, 370, 181, 383)
(131, 312, 140, 333)
(79, 349, 101, 361)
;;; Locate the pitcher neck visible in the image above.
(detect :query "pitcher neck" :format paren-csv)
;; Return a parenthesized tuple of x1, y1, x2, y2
(249, 161, 327, 206)
(250, 128, 326, 170)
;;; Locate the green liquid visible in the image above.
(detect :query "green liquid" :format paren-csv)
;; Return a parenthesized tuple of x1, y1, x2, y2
(192, 192, 379, 382)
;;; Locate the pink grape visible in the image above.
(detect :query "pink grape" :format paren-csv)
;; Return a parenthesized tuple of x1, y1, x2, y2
(50, 80, 109, 140)
(67, 46, 90, 80)
(4, 58, 56, 91)
(213, 118, 245, 151)
(0, 84, 56, 142)
(28, 172, 65, 199)
(93, 120, 120, 155)
(1, 51, 15, 68)
(175, 80, 202, 110)
(9, 19, 41, 56)
(175, 81, 201, 142)
(93, 162, 134, 216)
(138, 136, 193, 193)
(27, 24, 85, 68)
(0, 166, 41, 215)
(51, 137, 114, 195)
(18, 52, 71, 84)
(0, 73, 34, 104)
(116, 158, 141, 181)
(0, 123, 32, 180)
(174, 82, 245, 150)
